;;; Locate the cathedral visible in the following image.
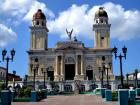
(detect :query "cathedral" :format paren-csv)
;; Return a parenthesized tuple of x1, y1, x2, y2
(27, 7, 114, 90)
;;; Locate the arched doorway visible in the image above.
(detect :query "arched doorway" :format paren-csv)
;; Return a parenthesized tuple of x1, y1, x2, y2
(65, 57, 75, 80)
(86, 65, 93, 80)
(47, 66, 54, 81)
(65, 64, 75, 80)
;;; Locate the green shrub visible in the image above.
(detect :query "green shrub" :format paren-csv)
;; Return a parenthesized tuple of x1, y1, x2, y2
(112, 91, 118, 101)
(17, 88, 25, 97)
(37, 90, 45, 99)
(13, 98, 31, 102)
(24, 87, 32, 97)
(17, 86, 32, 98)
(0, 83, 5, 91)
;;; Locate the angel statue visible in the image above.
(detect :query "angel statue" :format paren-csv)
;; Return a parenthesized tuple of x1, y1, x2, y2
(66, 28, 73, 40)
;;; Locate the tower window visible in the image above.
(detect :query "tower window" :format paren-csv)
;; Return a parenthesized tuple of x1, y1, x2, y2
(101, 37, 104, 47)
(36, 21, 39, 25)
(42, 22, 44, 26)
(96, 20, 98, 23)
(101, 37, 104, 40)
(100, 19, 103, 23)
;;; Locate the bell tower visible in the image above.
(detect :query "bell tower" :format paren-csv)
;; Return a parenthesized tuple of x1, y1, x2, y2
(93, 7, 111, 48)
(30, 9, 49, 50)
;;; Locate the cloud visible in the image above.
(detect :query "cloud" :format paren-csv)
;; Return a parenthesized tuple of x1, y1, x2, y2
(0, 0, 54, 46)
(0, 24, 17, 47)
(48, 2, 140, 41)
(0, 1, 140, 41)
(0, 0, 54, 24)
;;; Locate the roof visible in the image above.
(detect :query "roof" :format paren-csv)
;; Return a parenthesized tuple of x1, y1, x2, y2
(95, 7, 108, 18)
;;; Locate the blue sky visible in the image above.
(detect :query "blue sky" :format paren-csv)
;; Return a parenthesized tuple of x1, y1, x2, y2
(0, 0, 140, 78)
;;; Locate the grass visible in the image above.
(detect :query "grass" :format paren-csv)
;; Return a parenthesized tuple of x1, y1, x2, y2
(13, 98, 31, 102)
(80, 91, 93, 94)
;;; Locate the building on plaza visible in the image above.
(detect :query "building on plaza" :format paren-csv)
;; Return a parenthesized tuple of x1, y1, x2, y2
(0, 66, 21, 82)
(27, 7, 114, 91)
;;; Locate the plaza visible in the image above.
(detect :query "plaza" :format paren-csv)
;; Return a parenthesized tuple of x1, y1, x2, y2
(12, 95, 117, 105)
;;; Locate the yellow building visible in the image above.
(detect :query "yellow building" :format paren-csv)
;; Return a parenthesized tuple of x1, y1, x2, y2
(27, 7, 114, 91)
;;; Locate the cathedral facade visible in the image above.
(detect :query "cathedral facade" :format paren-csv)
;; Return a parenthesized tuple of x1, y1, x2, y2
(27, 8, 114, 90)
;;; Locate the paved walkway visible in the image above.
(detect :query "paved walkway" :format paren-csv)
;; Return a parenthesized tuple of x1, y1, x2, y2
(12, 94, 117, 105)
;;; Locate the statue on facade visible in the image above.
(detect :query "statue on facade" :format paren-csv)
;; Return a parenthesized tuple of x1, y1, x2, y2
(74, 36, 78, 42)
(66, 28, 73, 40)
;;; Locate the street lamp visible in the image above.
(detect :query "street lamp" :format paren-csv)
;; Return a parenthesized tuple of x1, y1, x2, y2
(104, 62, 112, 89)
(101, 56, 112, 89)
(24, 74, 28, 87)
(61, 78, 63, 92)
(33, 57, 39, 90)
(43, 68, 48, 89)
(2, 49, 15, 89)
(13, 70, 16, 89)
(126, 73, 129, 85)
(134, 69, 138, 88)
(99, 66, 104, 88)
(113, 46, 127, 89)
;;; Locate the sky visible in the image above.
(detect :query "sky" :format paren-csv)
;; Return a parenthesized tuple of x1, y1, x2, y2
(0, 0, 140, 78)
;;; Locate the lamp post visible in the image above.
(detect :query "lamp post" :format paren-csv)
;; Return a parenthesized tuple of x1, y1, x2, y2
(113, 46, 127, 89)
(43, 70, 46, 89)
(33, 57, 39, 90)
(61, 78, 63, 92)
(126, 73, 129, 85)
(43, 68, 48, 89)
(2, 49, 15, 89)
(25, 74, 28, 87)
(135, 69, 138, 88)
(99, 67, 104, 88)
(13, 70, 16, 89)
(105, 63, 112, 89)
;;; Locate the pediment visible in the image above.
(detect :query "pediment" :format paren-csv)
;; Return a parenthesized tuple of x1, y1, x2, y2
(55, 41, 85, 50)
(56, 45, 80, 50)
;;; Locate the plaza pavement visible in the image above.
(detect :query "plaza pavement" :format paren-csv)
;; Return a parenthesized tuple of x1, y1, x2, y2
(12, 94, 117, 105)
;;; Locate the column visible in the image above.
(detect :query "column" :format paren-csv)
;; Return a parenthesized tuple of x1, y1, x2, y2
(61, 55, 64, 76)
(55, 56, 58, 76)
(75, 55, 78, 75)
(81, 55, 84, 75)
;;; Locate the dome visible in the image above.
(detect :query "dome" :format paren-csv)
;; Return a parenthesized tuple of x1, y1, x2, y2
(95, 7, 108, 18)
(33, 9, 46, 20)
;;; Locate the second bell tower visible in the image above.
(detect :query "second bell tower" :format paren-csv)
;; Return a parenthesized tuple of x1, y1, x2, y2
(93, 7, 111, 48)
(30, 9, 49, 50)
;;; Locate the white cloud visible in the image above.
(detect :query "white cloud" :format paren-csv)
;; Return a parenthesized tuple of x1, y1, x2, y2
(0, 24, 17, 47)
(0, 0, 54, 24)
(0, 0, 54, 46)
(48, 2, 140, 41)
(0, 1, 140, 41)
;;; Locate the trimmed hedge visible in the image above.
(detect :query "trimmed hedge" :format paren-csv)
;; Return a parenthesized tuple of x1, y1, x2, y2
(13, 98, 31, 102)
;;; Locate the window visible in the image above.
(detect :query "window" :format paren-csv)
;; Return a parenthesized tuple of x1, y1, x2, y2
(36, 21, 39, 25)
(42, 22, 44, 26)
(64, 85, 72, 92)
(101, 37, 104, 47)
(96, 20, 98, 23)
(100, 19, 103, 23)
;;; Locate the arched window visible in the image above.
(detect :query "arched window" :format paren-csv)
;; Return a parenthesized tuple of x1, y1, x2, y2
(101, 37, 104, 47)
(100, 19, 103, 23)
(96, 20, 98, 23)
(42, 21, 44, 26)
(36, 21, 39, 25)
